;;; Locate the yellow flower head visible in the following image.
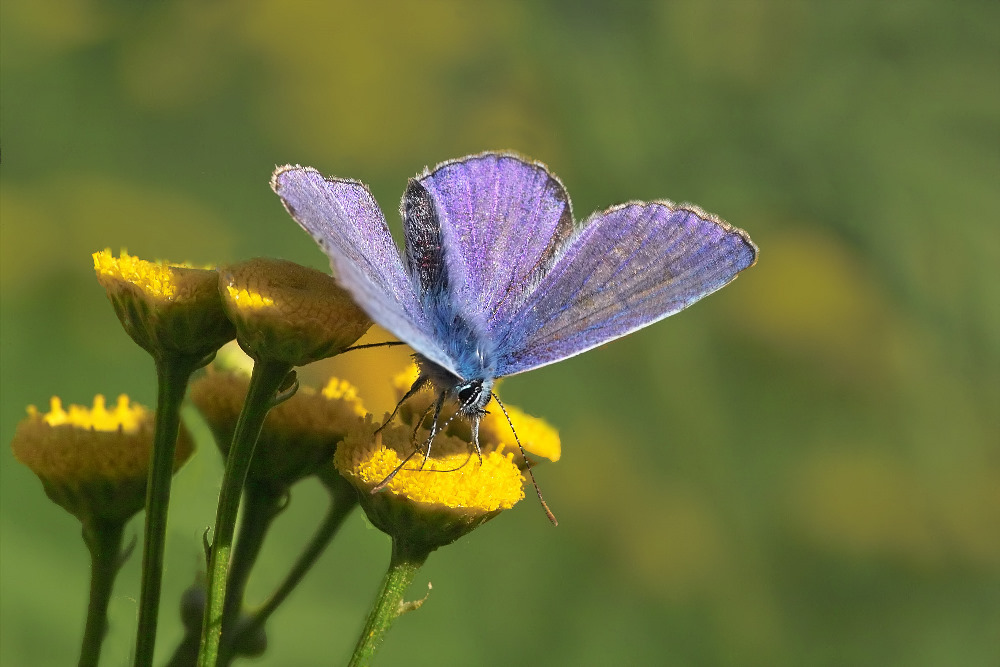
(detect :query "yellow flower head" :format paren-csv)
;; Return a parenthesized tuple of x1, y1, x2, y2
(191, 368, 368, 492)
(219, 258, 372, 365)
(391, 364, 561, 465)
(93, 249, 235, 360)
(10, 394, 194, 524)
(335, 418, 525, 552)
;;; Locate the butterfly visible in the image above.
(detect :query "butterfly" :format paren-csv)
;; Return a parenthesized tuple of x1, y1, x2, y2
(272, 152, 757, 516)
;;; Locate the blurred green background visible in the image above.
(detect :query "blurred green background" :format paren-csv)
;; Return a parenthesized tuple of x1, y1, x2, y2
(2, 1, 998, 665)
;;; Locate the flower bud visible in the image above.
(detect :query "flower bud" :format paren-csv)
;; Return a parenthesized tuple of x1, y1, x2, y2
(93, 250, 235, 360)
(191, 368, 367, 492)
(219, 258, 372, 365)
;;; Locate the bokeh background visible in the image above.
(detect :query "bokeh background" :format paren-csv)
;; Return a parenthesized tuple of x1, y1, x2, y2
(2, 1, 998, 665)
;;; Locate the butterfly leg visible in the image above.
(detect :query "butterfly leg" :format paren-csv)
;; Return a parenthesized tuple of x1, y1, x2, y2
(416, 391, 447, 471)
(376, 374, 430, 434)
(371, 390, 447, 494)
(410, 401, 436, 443)
(469, 417, 484, 466)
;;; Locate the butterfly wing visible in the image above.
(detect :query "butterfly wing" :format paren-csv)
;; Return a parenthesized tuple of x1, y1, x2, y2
(271, 165, 456, 373)
(493, 202, 757, 376)
(415, 153, 574, 328)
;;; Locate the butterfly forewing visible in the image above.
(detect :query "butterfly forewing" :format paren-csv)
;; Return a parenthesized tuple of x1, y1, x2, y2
(493, 202, 757, 377)
(271, 165, 457, 374)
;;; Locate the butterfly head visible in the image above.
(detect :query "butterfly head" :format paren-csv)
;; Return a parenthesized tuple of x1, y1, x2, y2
(414, 353, 494, 417)
(455, 377, 493, 417)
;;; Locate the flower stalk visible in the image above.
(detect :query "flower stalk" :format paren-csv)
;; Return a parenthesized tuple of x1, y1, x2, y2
(215, 469, 358, 666)
(349, 537, 431, 667)
(217, 479, 284, 666)
(134, 354, 203, 667)
(198, 358, 292, 667)
(79, 518, 127, 667)
(249, 468, 358, 628)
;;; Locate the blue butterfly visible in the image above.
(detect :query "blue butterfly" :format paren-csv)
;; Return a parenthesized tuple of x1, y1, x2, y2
(272, 152, 756, 515)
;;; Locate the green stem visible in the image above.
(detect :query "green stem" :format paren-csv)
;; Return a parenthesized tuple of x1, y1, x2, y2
(250, 469, 358, 628)
(79, 519, 127, 667)
(349, 538, 430, 667)
(198, 359, 292, 667)
(134, 354, 199, 667)
(217, 480, 284, 666)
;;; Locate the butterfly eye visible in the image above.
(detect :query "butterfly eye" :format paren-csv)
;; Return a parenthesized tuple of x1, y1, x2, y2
(457, 382, 480, 406)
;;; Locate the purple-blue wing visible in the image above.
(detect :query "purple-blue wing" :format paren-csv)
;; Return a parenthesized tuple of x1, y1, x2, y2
(270, 165, 456, 373)
(415, 152, 574, 327)
(493, 202, 757, 376)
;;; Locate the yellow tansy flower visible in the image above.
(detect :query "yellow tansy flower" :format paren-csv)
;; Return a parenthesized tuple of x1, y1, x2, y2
(93, 249, 235, 360)
(11, 394, 194, 524)
(335, 420, 524, 552)
(191, 369, 368, 492)
(219, 257, 373, 365)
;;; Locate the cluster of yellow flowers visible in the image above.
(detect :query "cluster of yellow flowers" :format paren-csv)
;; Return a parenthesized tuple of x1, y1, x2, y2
(15, 250, 561, 548)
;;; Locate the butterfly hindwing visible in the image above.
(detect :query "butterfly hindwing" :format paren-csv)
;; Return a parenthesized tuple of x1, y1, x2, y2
(493, 201, 757, 376)
(402, 178, 449, 297)
(416, 153, 574, 328)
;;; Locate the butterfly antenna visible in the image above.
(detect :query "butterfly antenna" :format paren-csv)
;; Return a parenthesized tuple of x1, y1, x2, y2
(341, 340, 407, 353)
(491, 393, 558, 526)
(376, 375, 429, 435)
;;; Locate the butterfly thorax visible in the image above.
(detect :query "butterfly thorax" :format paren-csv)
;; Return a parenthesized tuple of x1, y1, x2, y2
(416, 284, 498, 415)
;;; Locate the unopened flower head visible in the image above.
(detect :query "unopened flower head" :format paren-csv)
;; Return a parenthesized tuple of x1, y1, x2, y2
(191, 368, 368, 492)
(93, 250, 235, 360)
(335, 419, 525, 553)
(10, 394, 194, 524)
(219, 258, 372, 365)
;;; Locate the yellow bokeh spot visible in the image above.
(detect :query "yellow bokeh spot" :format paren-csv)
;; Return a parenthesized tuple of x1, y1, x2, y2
(482, 402, 561, 463)
(788, 449, 939, 566)
(392, 364, 421, 395)
(322, 377, 367, 418)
